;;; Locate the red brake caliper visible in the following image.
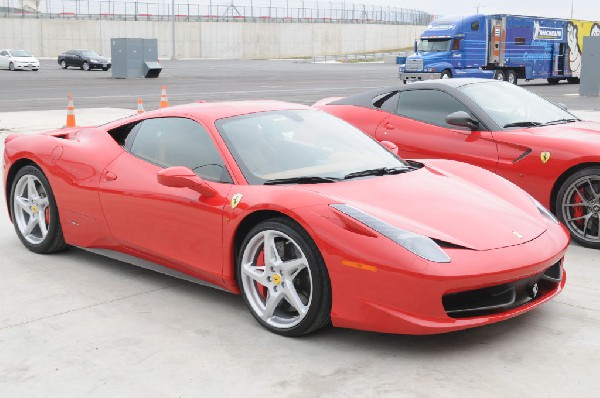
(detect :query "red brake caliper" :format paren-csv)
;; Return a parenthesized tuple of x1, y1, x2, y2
(573, 188, 584, 227)
(45, 207, 50, 224)
(256, 250, 268, 300)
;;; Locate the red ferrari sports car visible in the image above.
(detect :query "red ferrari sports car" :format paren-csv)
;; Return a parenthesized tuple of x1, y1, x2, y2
(3, 101, 568, 336)
(315, 79, 600, 248)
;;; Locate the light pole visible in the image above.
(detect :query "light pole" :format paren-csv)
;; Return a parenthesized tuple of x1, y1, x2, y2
(475, 5, 486, 14)
(171, 0, 176, 60)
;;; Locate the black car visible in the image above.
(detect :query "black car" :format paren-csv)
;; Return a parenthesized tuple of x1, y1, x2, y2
(58, 49, 111, 71)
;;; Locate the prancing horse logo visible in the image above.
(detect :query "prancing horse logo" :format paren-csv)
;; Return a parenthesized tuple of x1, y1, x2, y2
(231, 193, 243, 209)
(541, 151, 551, 163)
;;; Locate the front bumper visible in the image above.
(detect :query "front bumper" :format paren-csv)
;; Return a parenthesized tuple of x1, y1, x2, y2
(90, 62, 111, 70)
(13, 63, 39, 70)
(398, 71, 440, 82)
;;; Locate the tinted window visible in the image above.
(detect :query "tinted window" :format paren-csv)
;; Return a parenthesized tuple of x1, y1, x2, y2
(397, 90, 471, 128)
(0, 51, 7, 56)
(452, 38, 461, 51)
(128, 117, 232, 183)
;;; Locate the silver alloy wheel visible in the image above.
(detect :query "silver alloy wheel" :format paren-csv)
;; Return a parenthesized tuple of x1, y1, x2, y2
(13, 174, 50, 245)
(507, 71, 516, 84)
(82, 62, 90, 71)
(240, 229, 313, 329)
(561, 175, 600, 244)
(495, 71, 505, 80)
(9, 62, 14, 71)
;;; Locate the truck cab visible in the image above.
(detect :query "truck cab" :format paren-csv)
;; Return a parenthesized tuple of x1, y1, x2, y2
(399, 15, 493, 83)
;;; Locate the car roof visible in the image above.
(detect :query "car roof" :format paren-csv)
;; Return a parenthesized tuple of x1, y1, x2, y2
(331, 78, 499, 108)
(103, 100, 313, 130)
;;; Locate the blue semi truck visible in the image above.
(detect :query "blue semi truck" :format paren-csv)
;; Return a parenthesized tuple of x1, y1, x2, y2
(399, 14, 600, 84)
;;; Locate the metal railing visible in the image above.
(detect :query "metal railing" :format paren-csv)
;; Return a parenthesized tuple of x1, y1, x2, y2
(1, 1, 435, 25)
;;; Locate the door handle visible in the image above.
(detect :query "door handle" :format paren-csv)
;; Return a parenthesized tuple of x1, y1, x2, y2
(104, 171, 117, 181)
(385, 123, 396, 130)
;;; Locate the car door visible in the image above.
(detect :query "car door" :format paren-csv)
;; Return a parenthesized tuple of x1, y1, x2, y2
(0, 50, 7, 68)
(375, 88, 499, 173)
(98, 117, 233, 279)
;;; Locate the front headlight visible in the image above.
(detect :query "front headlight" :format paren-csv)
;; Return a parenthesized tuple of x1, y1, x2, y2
(330, 204, 451, 263)
(531, 196, 559, 224)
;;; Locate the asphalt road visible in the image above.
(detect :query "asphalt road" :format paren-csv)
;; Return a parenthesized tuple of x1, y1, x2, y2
(1, 59, 599, 112)
(1, 60, 599, 397)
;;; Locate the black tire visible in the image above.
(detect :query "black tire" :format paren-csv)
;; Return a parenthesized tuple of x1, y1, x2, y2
(494, 70, 505, 81)
(440, 69, 452, 79)
(9, 165, 69, 254)
(506, 69, 518, 85)
(82, 62, 90, 71)
(32, 69, 38, 71)
(102, 67, 109, 71)
(237, 217, 331, 337)
(9, 62, 15, 71)
(567, 77, 580, 84)
(60, 59, 67, 69)
(547, 77, 560, 84)
(556, 167, 600, 249)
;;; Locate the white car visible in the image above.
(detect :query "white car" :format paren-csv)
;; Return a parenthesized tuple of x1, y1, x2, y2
(0, 49, 40, 71)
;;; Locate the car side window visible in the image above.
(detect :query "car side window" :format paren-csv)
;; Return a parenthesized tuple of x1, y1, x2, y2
(126, 117, 232, 183)
(396, 90, 471, 129)
(0, 51, 7, 56)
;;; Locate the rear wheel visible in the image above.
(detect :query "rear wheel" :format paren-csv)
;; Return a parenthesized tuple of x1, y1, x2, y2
(10, 165, 69, 253)
(556, 167, 600, 249)
(440, 70, 452, 79)
(237, 218, 331, 336)
(60, 60, 67, 69)
(494, 70, 505, 81)
(567, 77, 580, 84)
(506, 69, 518, 85)
(82, 62, 90, 71)
(547, 78, 560, 84)
(9, 62, 15, 71)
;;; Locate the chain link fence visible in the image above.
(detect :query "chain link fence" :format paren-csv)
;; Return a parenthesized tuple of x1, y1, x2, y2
(1, 1, 435, 25)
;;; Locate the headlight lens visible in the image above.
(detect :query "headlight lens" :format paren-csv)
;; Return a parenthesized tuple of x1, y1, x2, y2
(531, 196, 559, 224)
(330, 204, 451, 263)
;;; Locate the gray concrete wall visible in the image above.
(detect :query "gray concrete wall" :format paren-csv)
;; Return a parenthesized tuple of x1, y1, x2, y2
(0, 18, 425, 59)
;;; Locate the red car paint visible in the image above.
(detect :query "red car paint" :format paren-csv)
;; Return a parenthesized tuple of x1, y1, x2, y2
(3, 101, 569, 335)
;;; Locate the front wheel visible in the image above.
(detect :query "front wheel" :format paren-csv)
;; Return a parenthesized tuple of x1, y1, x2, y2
(440, 70, 452, 79)
(10, 165, 69, 253)
(237, 218, 331, 336)
(556, 167, 600, 249)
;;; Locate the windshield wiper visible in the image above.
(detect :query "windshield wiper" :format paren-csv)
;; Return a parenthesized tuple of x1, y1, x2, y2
(542, 118, 579, 126)
(503, 121, 542, 128)
(343, 166, 413, 180)
(263, 176, 340, 185)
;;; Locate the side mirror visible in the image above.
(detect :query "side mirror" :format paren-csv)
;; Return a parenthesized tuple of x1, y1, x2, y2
(556, 103, 568, 111)
(380, 140, 399, 155)
(157, 166, 217, 197)
(446, 111, 480, 131)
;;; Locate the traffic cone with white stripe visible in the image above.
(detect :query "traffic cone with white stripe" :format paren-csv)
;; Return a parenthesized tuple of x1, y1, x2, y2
(137, 98, 144, 114)
(65, 93, 76, 127)
(159, 85, 169, 108)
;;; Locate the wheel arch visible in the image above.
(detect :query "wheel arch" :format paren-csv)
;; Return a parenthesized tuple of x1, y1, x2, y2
(550, 162, 600, 213)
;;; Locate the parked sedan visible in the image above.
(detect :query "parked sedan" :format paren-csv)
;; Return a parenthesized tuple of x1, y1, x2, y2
(316, 79, 600, 248)
(57, 49, 111, 71)
(3, 101, 568, 336)
(0, 49, 39, 71)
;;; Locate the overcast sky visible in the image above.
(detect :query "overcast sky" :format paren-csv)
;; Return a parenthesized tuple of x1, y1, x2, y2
(370, 0, 600, 20)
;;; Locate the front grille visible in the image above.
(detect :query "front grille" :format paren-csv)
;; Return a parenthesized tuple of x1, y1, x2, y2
(442, 260, 563, 318)
(405, 58, 424, 71)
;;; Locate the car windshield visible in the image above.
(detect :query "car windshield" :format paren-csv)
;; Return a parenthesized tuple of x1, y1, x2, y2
(418, 39, 452, 52)
(458, 81, 578, 128)
(216, 109, 408, 185)
(81, 51, 100, 57)
(11, 50, 32, 57)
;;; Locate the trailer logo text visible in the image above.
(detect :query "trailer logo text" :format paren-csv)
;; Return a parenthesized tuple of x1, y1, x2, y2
(534, 22, 563, 40)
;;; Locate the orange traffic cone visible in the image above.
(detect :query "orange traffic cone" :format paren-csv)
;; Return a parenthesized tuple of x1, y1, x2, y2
(65, 94, 76, 127)
(159, 85, 169, 108)
(137, 98, 144, 114)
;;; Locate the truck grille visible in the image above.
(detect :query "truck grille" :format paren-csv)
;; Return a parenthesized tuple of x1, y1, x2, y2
(405, 58, 423, 71)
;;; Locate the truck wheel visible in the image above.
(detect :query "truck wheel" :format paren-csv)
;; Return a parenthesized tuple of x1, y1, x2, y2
(567, 77, 580, 84)
(506, 70, 518, 85)
(494, 70, 505, 81)
(441, 70, 452, 79)
(547, 78, 560, 84)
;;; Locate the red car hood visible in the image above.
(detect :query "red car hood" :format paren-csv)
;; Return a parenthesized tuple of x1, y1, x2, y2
(526, 121, 600, 142)
(295, 168, 546, 251)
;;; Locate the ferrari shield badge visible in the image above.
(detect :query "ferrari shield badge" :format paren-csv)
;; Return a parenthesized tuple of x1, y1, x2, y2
(540, 151, 551, 163)
(231, 193, 243, 209)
